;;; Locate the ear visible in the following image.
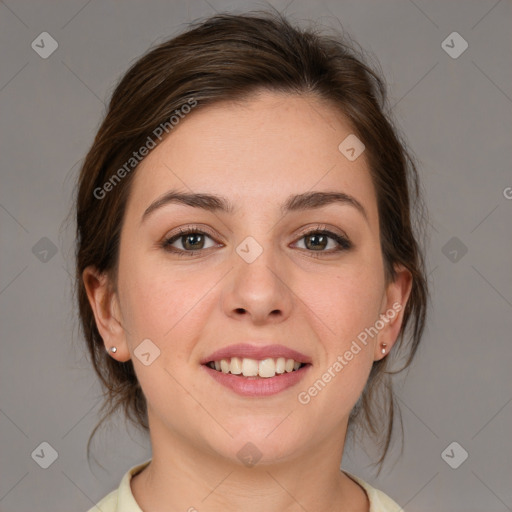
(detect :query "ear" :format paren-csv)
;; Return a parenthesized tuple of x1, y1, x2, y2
(374, 264, 413, 361)
(82, 266, 131, 362)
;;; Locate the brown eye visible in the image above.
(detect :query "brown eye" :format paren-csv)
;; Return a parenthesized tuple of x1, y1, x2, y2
(162, 229, 218, 255)
(295, 230, 352, 253)
(304, 233, 329, 251)
(180, 233, 206, 250)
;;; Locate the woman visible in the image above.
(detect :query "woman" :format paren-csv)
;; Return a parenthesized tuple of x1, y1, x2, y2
(77, 10, 428, 511)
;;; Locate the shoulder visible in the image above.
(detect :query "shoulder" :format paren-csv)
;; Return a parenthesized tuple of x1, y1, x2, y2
(342, 470, 405, 512)
(85, 459, 151, 512)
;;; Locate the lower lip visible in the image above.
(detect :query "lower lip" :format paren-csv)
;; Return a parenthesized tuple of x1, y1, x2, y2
(201, 364, 311, 397)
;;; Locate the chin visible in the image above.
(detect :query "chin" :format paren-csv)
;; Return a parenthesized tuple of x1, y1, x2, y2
(206, 421, 305, 466)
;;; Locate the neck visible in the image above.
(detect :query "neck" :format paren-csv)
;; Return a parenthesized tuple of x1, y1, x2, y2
(130, 415, 369, 512)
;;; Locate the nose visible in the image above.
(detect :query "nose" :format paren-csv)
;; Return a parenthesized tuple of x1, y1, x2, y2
(221, 244, 293, 326)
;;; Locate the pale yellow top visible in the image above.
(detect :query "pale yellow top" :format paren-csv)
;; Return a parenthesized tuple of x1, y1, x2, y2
(87, 459, 404, 512)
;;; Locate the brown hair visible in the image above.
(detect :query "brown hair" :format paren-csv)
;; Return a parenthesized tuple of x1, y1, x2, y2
(74, 9, 428, 473)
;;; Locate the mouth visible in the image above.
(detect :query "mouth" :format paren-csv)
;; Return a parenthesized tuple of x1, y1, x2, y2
(200, 343, 312, 397)
(203, 357, 309, 379)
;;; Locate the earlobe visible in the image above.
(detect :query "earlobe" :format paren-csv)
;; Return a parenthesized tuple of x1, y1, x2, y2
(82, 266, 130, 361)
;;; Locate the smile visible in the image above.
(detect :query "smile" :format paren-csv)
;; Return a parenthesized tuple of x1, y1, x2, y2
(202, 360, 311, 397)
(206, 356, 306, 378)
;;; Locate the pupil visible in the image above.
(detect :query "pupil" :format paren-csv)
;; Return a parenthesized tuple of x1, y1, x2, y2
(307, 234, 326, 250)
(185, 234, 203, 249)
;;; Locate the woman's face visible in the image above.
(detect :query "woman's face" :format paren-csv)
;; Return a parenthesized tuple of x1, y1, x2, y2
(90, 90, 410, 464)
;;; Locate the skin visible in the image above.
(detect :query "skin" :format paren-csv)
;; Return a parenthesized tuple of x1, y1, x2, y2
(83, 90, 412, 512)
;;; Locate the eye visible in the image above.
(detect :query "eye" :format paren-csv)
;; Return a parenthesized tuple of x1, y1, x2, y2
(293, 226, 352, 255)
(161, 224, 352, 258)
(161, 227, 220, 256)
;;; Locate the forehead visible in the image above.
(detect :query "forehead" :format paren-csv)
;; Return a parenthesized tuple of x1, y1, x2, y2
(126, 90, 378, 222)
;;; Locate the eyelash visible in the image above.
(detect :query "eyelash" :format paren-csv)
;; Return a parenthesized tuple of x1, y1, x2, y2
(161, 224, 352, 258)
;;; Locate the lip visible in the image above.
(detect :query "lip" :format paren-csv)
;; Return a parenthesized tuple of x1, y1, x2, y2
(201, 363, 312, 397)
(200, 343, 312, 365)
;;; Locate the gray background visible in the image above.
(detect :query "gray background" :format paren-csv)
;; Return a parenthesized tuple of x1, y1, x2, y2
(0, 0, 511, 511)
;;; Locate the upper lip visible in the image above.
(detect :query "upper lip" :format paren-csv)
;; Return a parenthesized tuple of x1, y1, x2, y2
(201, 343, 312, 365)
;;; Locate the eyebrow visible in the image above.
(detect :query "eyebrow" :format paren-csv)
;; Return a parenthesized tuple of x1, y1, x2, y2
(141, 189, 368, 224)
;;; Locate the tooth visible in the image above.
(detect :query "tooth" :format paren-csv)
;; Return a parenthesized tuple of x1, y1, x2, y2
(275, 357, 286, 374)
(259, 358, 276, 378)
(242, 358, 259, 377)
(230, 356, 242, 374)
(211, 356, 302, 376)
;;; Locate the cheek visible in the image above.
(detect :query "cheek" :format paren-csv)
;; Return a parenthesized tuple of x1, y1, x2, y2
(317, 264, 384, 401)
(116, 264, 206, 396)
(321, 352, 373, 415)
(117, 253, 216, 359)
(308, 263, 385, 343)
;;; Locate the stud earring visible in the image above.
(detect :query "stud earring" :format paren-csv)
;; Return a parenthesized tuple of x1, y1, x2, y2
(381, 343, 387, 355)
(108, 346, 117, 354)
